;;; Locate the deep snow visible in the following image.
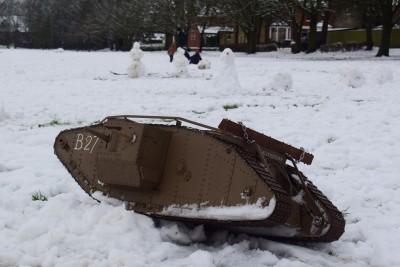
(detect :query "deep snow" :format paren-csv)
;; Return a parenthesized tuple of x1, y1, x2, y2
(0, 47, 399, 267)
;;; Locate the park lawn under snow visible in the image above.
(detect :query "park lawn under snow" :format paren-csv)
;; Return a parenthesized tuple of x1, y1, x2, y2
(0, 46, 399, 267)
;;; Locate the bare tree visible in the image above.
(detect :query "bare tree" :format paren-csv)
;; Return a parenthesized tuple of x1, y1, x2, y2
(294, 0, 333, 53)
(149, 0, 223, 50)
(219, 0, 265, 54)
(0, 0, 24, 48)
(375, 0, 400, 57)
(191, 0, 223, 52)
(343, 0, 400, 56)
(22, 0, 53, 48)
(259, 0, 306, 53)
(319, 0, 334, 46)
(72, 0, 153, 51)
(146, 0, 186, 48)
(337, 0, 378, 51)
(60, 0, 98, 50)
(17, 0, 398, 55)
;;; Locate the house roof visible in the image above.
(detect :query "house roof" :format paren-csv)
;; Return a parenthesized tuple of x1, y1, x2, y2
(301, 21, 332, 31)
(197, 26, 234, 34)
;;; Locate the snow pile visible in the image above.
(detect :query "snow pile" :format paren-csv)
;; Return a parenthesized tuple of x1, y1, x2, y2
(53, 48, 65, 53)
(371, 65, 393, 85)
(339, 63, 365, 88)
(127, 42, 145, 78)
(159, 222, 206, 245)
(198, 59, 211, 70)
(265, 72, 293, 91)
(183, 250, 214, 267)
(213, 48, 241, 93)
(0, 106, 10, 121)
(160, 197, 276, 221)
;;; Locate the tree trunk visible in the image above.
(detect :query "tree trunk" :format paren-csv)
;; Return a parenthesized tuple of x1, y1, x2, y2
(291, 9, 305, 54)
(199, 26, 206, 52)
(234, 25, 239, 51)
(292, 24, 302, 54)
(246, 30, 257, 54)
(245, 15, 262, 54)
(376, 3, 393, 57)
(307, 14, 318, 53)
(362, 10, 375, 51)
(165, 33, 173, 50)
(320, 11, 331, 46)
(376, 18, 392, 57)
(365, 24, 373, 50)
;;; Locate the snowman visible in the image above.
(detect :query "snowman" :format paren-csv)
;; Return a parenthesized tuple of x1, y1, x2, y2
(127, 42, 145, 78)
(173, 47, 189, 77)
(213, 48, 241, 92)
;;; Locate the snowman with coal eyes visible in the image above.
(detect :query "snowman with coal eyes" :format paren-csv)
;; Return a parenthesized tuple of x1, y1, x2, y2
(213, 48, 241, 92)
(127, 42, 145, 78)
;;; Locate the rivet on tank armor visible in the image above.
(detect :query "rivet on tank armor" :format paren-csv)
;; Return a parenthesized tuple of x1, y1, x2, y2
(183, 171, 192, 182)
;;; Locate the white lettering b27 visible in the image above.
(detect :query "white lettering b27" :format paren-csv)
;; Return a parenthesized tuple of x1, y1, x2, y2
(74, 134, 99, 154)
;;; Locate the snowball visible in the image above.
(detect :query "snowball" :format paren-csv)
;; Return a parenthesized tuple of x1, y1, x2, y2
(269, 72, 293, 91)
(198, 59, 211, 69)
(371, 66, 393, 85)
(339, 64, 365, 88)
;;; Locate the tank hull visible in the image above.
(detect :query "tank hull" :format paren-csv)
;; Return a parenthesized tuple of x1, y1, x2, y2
(54, 115, 345, 242)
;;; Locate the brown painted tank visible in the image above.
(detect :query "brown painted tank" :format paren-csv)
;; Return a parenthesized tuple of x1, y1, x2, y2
(54, 115, 345, 242)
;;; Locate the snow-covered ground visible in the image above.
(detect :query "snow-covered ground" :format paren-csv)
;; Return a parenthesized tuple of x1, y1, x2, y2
(1, 47, 399, 267)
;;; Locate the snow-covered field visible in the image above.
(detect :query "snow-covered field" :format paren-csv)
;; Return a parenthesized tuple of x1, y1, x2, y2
(1, 46, 399, 267)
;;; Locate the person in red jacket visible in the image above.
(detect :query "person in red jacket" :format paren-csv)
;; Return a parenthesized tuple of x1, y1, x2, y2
(167, 42, 177, 62)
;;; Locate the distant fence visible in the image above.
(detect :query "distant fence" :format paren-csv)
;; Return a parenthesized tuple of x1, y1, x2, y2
(326, 28, 400, 48)
(320, 41, 366, 52)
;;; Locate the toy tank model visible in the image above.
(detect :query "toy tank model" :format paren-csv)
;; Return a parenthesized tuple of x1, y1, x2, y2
(54, 115, 345, 242)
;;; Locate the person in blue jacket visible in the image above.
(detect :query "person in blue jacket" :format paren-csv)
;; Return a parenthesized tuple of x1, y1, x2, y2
(189, 50, 202, 64)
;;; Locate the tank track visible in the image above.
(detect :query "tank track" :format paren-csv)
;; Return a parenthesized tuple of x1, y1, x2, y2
(285, 166, 346, 242)
(54, 122, 345, 242)
(208, 134, 345, 242)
